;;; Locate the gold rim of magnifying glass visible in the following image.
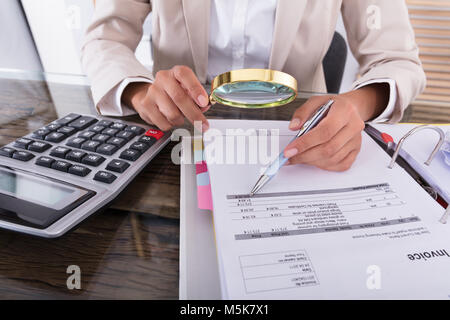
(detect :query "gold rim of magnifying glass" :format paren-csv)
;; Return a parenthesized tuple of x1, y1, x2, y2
(210, 69, 298, 108)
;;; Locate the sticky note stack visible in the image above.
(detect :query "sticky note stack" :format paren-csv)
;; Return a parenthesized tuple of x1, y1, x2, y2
(194, 136, 213, 210)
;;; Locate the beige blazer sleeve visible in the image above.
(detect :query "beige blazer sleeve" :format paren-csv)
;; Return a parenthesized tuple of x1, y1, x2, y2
(341, 0, 426, 123)
(81, 0, 153, 107)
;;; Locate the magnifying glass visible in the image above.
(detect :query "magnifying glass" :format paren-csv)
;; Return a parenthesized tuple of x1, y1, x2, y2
(210, 69, 298, 108)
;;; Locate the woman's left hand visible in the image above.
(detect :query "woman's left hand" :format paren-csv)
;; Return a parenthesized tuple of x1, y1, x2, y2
(284, 83, 389, 171)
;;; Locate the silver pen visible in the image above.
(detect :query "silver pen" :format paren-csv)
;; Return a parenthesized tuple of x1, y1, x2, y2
(249, 99, 334, 196)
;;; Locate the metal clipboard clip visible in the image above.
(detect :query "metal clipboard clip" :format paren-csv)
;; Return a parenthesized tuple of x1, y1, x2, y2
(387, 124, 449, 224)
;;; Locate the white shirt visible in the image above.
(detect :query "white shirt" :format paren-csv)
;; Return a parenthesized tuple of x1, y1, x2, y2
(98, 0, 396, 122)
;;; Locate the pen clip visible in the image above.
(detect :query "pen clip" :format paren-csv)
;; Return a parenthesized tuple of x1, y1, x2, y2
(296, 99, 334, 138)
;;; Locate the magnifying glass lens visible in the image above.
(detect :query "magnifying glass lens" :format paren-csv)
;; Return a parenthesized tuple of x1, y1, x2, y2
(213, 81, 294, 105)
(210, 69, 297, 108)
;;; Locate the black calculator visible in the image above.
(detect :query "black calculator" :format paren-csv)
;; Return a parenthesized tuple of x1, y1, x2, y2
(0, 113, 170, 237)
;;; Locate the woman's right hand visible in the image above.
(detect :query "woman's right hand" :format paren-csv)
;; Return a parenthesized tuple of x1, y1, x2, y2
(122, 65, 210, 132)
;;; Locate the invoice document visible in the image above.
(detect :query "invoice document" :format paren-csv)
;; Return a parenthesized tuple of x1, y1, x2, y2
(203, 120, 449, 299)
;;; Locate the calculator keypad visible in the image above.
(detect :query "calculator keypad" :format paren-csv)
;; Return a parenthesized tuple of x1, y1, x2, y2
(1, 113, 165, 185)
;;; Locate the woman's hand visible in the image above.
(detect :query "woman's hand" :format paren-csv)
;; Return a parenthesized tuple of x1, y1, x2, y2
(122, 65, 210, 131)
(284, 83, 389, 171)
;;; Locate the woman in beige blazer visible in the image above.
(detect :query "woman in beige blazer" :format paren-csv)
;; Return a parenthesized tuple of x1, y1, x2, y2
(82, 0, 425, 171)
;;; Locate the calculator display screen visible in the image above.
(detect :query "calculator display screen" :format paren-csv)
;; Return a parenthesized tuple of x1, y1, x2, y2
(0, 169, 79, 208)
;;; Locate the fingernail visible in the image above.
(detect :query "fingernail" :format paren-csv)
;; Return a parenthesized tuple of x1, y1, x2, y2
(289, 118, 301, 130)
(198, 95, 209, 107)
(200, 105, 211, 113)
(202, 121, 209, 132)
(284, 148, 298, 158)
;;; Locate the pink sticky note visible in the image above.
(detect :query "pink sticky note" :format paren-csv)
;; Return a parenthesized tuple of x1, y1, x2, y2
(197, 184, 213, 210)
(195, 161, 208, 174)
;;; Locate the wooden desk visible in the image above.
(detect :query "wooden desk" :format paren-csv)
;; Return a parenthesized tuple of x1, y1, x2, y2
(0, 74, 448, 299)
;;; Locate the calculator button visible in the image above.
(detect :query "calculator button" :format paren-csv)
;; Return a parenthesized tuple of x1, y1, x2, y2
(97, 120, 113, 127)
(28, 141, 51, 153)
(102, 128, 119, 136)
(119, 149, 141, 161)
(14, 138, 34, 149)
(116, 130, 135, 140)
(57, 126, 77, 136)
(44, 123, 62, 131)
(50, 146, 71, 158)
(89, 125, 105, 133)
(106, 159, 130, 173)
(45, 132, 66, 143)
(0, 147, 16, 158)
(145, 129, 164, 140)
(32, 128, 51, 140)
(56, 113, 81, 125)
(68, 165, 91, 177)
(107, 137, 126, 147)
(92, 134, 110, 143)
(66, 150, 87, 162)
(130, 142, 150, 153)
(36, 156, 55, 168)
(138, 135, 157, 146)
(96, 143, 118, 156)
(78, 131, 96, 139)
(51, 160, 72, 172)
(68, 116, 97, 130)
(125, 125, 145, 135)
(81, 154, 105, 167)
(94, 171, 117, 184)
(81, 140, 100, 152)
(12, 151, 35, 162)
(111, 122, 127, 130)
(66, 137, 87, 149)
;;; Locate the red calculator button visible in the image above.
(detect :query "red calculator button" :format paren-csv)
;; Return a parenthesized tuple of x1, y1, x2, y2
(145, 129, 164, 140)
